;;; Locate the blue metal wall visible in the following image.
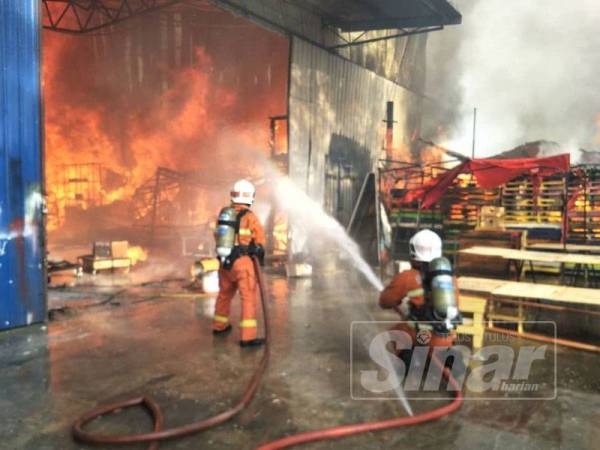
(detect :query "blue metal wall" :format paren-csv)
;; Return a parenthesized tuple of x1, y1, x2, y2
(0, 0, 46, 330)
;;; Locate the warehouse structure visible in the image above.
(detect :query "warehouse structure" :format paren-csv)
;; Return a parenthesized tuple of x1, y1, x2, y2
(1, 0, 461, 330)
(2, 2, 600, 450)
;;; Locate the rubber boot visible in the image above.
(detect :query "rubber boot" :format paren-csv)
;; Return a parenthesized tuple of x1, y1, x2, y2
(213, 325, 232, 335)
(397, 348, 414, 376)
(240, 338, 265, 348)
(444, 352, 466, 379)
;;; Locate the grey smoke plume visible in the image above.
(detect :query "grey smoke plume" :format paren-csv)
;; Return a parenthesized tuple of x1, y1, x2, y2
(424, 0, 600, 158)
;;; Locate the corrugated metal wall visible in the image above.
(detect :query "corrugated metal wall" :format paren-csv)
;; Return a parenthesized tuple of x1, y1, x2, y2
(212, 0, 329, 44)
(213, 0, 428, 94)
(336, 32, 428, 94)
(0, 0, 46, 330)
(288, 37, 423, 206)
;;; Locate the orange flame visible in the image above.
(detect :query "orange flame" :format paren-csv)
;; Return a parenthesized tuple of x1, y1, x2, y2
(43, 25, 288, 238)
(127, 245, 148, 265)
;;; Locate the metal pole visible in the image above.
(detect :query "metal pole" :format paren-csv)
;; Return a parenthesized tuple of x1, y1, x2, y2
(471, 107, 477, 159)
(150, 170, 161, 246)
(337, 160, 342, 219)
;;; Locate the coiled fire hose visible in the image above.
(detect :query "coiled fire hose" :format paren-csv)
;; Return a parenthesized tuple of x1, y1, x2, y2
(72, 258, 462, 449)
(72, 257, 271, 450)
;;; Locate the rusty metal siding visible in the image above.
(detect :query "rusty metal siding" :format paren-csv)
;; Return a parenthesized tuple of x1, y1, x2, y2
(211, 0, 427, 90)
(212, 0, 330, 45)
(0, 0, 46, 330)
(289, 37, 423, 206)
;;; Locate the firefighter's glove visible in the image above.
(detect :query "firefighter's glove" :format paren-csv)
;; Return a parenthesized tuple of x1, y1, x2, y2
(249, 244, 265, 266)
(398, 296, 411, 317)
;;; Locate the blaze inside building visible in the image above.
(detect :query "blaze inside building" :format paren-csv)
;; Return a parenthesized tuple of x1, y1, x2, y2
(43, 2, 289, 264)
(2, 1, 599, 450)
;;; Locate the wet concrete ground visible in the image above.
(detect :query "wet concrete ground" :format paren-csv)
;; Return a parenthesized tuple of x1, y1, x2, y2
(1, 269, 599, 450)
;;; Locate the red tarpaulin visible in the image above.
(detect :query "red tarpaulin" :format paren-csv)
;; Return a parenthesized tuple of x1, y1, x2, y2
(401, 153, 570, 209)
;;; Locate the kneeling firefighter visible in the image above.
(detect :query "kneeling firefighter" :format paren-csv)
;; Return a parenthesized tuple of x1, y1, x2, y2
(379, 229, 462, 364)
(213, 179, 266, 347)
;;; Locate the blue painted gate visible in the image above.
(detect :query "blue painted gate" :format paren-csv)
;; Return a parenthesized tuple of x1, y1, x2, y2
(0, 0, 46, 330)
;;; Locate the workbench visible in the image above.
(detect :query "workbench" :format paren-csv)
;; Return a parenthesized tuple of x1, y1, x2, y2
(459, 246, 600, 286)
(459, 276, 600, 306)
(458, 276, 600, 352)
(527, 243, 600, 254)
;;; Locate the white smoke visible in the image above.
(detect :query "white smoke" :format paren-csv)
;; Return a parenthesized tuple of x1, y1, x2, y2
(270, 174, 384, 292)
(426, 0, 600, 157)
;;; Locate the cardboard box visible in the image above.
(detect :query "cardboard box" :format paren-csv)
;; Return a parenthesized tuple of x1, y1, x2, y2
(111, 241, 129, 258)
(477, 206, 505, 230)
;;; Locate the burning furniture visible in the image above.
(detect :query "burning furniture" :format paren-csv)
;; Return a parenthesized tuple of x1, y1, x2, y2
(131, 167, 226, 247)
(78, 241, 132, 275)
(47, 163, 104, 231)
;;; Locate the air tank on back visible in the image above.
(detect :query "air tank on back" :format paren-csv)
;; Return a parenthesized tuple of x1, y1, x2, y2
(216, 207, 237, 259)
(429, 256, 459, 326)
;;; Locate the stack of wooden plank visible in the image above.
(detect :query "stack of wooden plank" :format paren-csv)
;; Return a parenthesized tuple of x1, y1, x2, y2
(502, 176, 564, 225)
(382, 163, 600, 268)
(568, 167, 600, 242)
(443, 179, 500, 259)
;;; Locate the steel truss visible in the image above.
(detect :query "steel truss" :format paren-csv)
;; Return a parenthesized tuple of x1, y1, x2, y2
(42, 0, 181, 33)
(328, 26, 443, 49)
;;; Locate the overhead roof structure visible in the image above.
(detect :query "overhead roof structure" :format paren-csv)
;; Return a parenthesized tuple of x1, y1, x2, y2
(42, 0, 183, 33)
(311, 0, 461, 31)
(42, 0, 461, 35)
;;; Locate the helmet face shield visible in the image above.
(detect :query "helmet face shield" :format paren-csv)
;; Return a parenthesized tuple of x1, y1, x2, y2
(409, 242, 418, 260)
(230, 191, 254, 204)
(231, 179, 255, 205)
(408, 229, 442, 262)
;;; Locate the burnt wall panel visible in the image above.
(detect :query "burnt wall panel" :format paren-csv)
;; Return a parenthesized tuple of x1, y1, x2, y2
(0, 0, 46, 330)
(289, 37, 423, 211)
(337, 32, 428, 93)
(211, 0, 326, 44)
(211, 0, 429, 91)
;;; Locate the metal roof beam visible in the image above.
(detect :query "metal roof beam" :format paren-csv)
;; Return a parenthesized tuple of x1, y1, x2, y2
(328, 14, 460, 31)
(328, 25, 442, 49)
(325, 0, 461, 32)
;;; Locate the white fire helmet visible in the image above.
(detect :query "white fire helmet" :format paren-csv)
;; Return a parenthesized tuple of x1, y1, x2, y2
(409, 229, 442, 262)
(231, 179, 255, 205)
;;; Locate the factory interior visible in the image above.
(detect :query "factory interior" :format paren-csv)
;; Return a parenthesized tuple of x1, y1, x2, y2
(1, 1, 599, 449)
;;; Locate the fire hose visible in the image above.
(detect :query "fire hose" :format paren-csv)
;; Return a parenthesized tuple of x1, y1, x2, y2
(256, 361, 462, 450)
(72, 257, 270, 450)
(72, 257, 463, 449)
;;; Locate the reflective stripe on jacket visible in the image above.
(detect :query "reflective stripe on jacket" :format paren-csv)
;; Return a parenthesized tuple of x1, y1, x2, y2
(232, 204, 265, 246)
(379, 269, 425, 309)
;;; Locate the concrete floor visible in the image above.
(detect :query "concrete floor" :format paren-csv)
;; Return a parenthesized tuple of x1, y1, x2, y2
(1, 269, 599, 450)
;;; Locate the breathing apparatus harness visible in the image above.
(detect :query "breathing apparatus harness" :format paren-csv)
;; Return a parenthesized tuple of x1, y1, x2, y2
(216, 206, 263, 270)
(410, 257, 462, 337)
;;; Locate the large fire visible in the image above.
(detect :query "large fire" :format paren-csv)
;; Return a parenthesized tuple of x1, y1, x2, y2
(43, 8, 288, 250)
(127, 245, 149, 265)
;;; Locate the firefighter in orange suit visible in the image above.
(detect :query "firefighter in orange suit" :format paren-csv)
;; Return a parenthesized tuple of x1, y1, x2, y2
(212, 179, 266, 347)
(379, 229, 459, 350)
